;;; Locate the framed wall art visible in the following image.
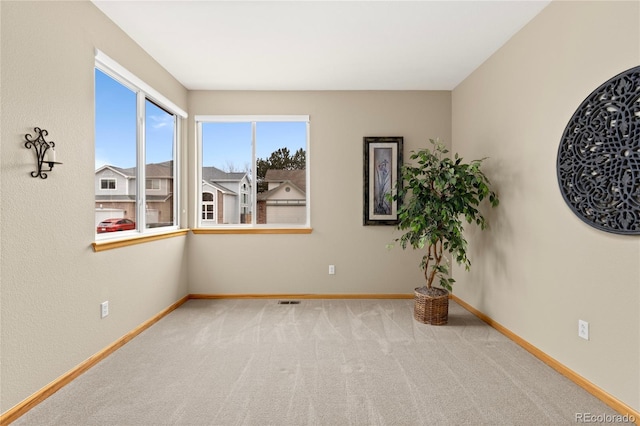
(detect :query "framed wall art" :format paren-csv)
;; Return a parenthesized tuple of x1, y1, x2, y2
(363, 136, 403, 225)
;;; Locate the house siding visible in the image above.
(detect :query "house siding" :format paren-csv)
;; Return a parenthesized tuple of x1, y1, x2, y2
(95, 169, 129, 195)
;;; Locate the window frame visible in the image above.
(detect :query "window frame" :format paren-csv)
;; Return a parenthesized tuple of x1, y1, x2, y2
(95, 49, 187, 240)
(201, 191, 216, 223)
(196, 115, 310, 229)
(100, 178, 117, 190)
(146, 179, 161, 190)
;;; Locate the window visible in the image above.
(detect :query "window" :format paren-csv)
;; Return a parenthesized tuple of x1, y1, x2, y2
(202, 192, 215, 222)
(100, 178, 116, 190)
(94, 50, 186, 237)
(146, 179, 161, 190)
(196, 116, 309, 227)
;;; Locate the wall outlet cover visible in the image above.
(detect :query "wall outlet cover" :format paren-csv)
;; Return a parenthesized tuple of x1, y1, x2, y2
(578, 319, 589, 340)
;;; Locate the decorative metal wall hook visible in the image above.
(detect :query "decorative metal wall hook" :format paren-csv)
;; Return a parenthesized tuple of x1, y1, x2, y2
(24, 127, 62, 179)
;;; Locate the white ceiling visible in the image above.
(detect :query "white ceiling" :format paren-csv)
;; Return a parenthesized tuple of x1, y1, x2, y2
(92, 0, 550, 91)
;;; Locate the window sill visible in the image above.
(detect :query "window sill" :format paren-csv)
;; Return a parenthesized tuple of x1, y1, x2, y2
(92, 229, 189, 252)
(191, 228, 313, 235)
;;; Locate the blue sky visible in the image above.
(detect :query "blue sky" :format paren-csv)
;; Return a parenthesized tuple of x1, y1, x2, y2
(202, 121, 306, 172)
(95, 69, 175, 170)
(96, 68, 306, 172)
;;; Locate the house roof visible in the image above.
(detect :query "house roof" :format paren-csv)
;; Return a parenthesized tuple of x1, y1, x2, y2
(202, 181, 237, 196)
(95, 194, 172, 202)
(96, 195, 136, 202)
(264, 169, 306, 192)
(95, 161, 174, 179)
(146, 161, 173, 179)
(202, 166, 248, 182)
(95, 165, 131, 179)
(112, 166, 134, 177)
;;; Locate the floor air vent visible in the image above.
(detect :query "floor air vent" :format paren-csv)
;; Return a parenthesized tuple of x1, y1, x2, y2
(278, 300, 301, 305)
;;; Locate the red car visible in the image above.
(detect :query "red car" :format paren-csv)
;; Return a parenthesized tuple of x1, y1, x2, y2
(97, 218, 136, 233)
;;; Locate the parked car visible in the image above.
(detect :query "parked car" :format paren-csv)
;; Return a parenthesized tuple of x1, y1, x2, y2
(97, 218, 136, 233)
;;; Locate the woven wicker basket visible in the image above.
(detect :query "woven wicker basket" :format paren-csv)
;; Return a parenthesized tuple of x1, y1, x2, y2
(413, 287, 449, 325)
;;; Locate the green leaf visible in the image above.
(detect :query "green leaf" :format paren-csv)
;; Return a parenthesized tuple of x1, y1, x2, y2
(387, 138, 499, 290)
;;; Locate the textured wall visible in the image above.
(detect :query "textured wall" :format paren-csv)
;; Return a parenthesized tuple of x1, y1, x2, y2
(452, 0, 640, 412)
(4, 0, 636, 418)
(0, 1, 189, 411)
(187, 91, 451, 295)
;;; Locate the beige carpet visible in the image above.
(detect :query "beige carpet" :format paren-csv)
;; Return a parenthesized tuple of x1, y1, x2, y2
(14, 299, 620, 425)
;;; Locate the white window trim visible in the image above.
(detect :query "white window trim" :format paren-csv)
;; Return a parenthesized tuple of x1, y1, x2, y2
(146, 179, 161, 190)
(95, 52, 184, 239)
(195, 115, 310, 229)
(100, 178, 117, 190)
(95, 50, 187, 119)
(195, 115, 308, 123)
(201, 191, 216, 223)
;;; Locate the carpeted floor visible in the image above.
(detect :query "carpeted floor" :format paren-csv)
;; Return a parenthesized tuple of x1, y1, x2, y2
(14, 299, 620, 425)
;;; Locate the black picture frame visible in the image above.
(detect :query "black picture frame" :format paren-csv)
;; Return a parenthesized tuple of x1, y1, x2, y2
(363, 136, 403, 226)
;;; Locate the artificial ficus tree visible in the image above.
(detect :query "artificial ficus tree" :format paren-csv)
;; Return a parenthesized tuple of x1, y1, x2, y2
(390, 138, 499, 293)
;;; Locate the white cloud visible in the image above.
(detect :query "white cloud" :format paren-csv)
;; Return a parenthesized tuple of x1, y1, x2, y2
(148, 114, 173, 130)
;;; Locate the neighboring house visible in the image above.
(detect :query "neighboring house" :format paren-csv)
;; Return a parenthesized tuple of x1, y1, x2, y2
(95, 161, 174, 227)
(257, 169, 306, 224)
(201, 166, 252, 224)
(95, 164, 305, 226)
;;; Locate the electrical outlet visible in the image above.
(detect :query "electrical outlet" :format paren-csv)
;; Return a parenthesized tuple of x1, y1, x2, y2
(578, 319, 589, 340)
(328, 265, 335, 275)
(101, 301, 109, 319)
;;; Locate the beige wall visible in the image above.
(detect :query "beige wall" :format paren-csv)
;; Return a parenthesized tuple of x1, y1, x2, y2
(3, 0, 637, 418)
(452, 0, 639, 412)
(187, 91, 451, 295)
(0, 1, 189, 411)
